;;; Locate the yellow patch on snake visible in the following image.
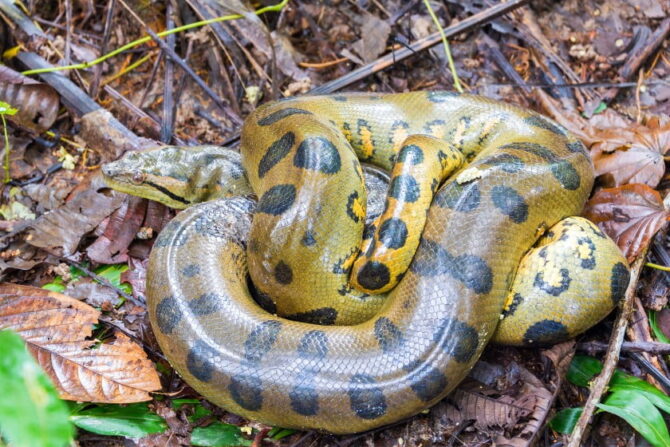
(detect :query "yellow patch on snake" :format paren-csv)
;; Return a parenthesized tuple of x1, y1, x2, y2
(360, 125, 375, 159)
(456, 167, 485, 183)
(350, 194, 366, 222)
(426, 122, 447, 139)
(390, 126, 409, 153)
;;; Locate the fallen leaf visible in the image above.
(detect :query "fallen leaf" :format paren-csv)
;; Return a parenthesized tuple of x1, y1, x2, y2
(0, 66, 59, 133)
(0, 283, 161, 403)
(87, 196, 147, 264)
(351, 12, 391, 63)
(583, 184, 670, 261)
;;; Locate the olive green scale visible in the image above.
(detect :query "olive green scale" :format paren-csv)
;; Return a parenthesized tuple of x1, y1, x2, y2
(102, 92, 630, 434)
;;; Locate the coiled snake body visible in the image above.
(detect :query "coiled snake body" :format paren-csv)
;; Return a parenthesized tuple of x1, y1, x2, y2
(103, 92, 630, 434)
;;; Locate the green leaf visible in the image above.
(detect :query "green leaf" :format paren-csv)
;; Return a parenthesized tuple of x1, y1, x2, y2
(70, 403, 167, 438)
(597, 389, 670, 447)
(610, 370, 670, 414)
(649, 310, 670, 344)
(191, 422, 252, 446)
(41, 277, 66, 293)
(94, 264, 132, 296)
(267, 428, 296, 440)
(0, 330, 74, 447)
(172, 398, 201, 410)
(0, 101, 18, 116)
(567, 355, 603, 387)
(548, 407, 583, 434)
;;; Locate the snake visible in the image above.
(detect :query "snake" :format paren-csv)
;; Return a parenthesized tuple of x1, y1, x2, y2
(102, 92, 631, 434)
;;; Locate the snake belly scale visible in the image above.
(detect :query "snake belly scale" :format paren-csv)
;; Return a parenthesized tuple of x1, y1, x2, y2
(104, 92, 631, 434)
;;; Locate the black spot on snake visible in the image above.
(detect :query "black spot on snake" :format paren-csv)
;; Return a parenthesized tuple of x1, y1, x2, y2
(379, 218, 408, 249)
(155, 296, 181, 334)
(396, 144, 424, 165)
(346, 191, 363, 223)
(389, 175, 420, 203)
(424, 119, 446, 135)
(274, 261, 293, 285)
(610, 262, 630, 305)
(301, 230, 317, 246)
(182, 264, 200, 278)
(248, 278, 277, 314)
(577, 236, 596, 270)
(257, 107, 312, 126)
(566, 140, 589, 155)
(523, 115, 567, 136)
(348, 374, 387, 419)
(155, 220, 188, 248)
(333, 95, 348, 102)
(257, 184, 296, 215)
(363, 223, 377, 241)
(286, 307, 338, 325)
(500, 142, 581, 190)
(404, 361, 448, 402)
(186, 340, 218, 382)
(258, 132, 295, 178)
(502, 293, 524, 318)
(357, 261, 391, 291)
(426, 91, 459, 102)
(294, 137, 342, 174)
(290, 372, 319, 416)
(244, 320, 282, 363)
(491, 185, 528, 223)
(189, 292, 223, 315)
(229, 372, 264, 411)
(534, 269, 571, 296)
(433, 317, 479, 363)
(523, 320, 569, 345)
(434, 182, 480, 212)
(297, 330, 329, 359)
(479, 153, 524, 173)
(374, 317, 404, 352)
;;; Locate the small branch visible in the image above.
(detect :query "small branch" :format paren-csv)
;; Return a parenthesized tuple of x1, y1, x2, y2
(579, 340, 670, 356)
(567, 253, 646, 447)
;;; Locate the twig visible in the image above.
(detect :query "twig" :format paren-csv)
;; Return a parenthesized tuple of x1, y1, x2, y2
(629, 352, 670, 393)
(566, 253, 646, 447)
(578, 340, 670, 356)
(160, 2, 176, 143)
(422, 0, 462, 92)
(89, 0, 116, 98)
(98, 314, 166, 361)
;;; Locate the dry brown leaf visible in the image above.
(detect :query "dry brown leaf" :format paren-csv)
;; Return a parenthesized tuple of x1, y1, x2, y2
(87, 196, 147, 264)
(0, 283, 160, 403)
(445, 386, 534, 431)
(0, 65, 59, 133)
(583, 183, 670, 262)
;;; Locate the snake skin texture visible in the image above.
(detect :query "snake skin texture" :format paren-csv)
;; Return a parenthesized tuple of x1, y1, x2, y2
(102, 92, 630, 433)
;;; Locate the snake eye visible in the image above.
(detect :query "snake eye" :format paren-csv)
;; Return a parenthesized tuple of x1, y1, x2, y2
(131, 171, 146, 184)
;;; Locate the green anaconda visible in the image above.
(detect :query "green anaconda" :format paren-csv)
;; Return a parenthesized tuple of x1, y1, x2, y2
(102, 91, 630, 434)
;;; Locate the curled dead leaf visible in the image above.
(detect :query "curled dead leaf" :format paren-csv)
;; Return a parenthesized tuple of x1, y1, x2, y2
(0, 65, 59, 133)
(583, 183, 670, 262)
(0, 283, 160, 403)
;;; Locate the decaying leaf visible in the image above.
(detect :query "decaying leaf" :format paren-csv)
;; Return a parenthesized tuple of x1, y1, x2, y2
(0, 66, 59, 133)
(583, 184, 670, 262)
(445, 387, 535, 431)
(0, 284, 160, 403)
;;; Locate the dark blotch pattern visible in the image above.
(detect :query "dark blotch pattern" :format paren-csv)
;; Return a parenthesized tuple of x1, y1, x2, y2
(289, 372, 319, 416)
(566, 140, 589, 155)
(379, 218, 408, 249)
(577, 236, 596, 270)
(491, 185, 528, 223)
(258, 132, 295, 178)
(397, 144, 424, 165)
(244, 320, 282, 363)
(523, 115, 567, 136)
(293, 137, 341, 174)
(357, 261, 391, 291)
(433, 317, 479, 363)
(374, 317, 403, 352)
(480, 153, 524, 173)
(389, 175, 420, 203)
(500, 142, 581, 190)
(301, 230, 316, 246)
(189, 292, 222, 315)
(155, 220, 188, 248)
(435, 182, 480, 212)
(257, 184, 296, 215)
(297, 330, 329, 359)
(229, 372, 264, 411)
(348, 374, 387, 419)
(257, 107, 312, 126)
(502, 293, 524, 318)
(534, 269, 571, 296)
(404, 361, 448, 402)
(155, 296, 180, 334)
(523, 320, 570, 345)
(186, 340, 218, 382)
(610, 262, 630, 305)
(346, 191, 362, 223)
(182, 264, 200, 277)
(426, 91, 459, 102)
(286, 307, 338, 325)
(274, 261, 293, 285)
(410, 238, 493, 294)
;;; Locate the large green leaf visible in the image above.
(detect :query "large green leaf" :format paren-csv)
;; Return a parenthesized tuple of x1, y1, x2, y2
(597, 389, 670, 447)
(610, 371, 670, 414)
(0, 330, 74, 447)
(649, 310, 670, 344)
(567, 355, 603, 387)
(548, 407, 583, 434)
(70, 403, 167, 438)
(191, 422, 252, 446)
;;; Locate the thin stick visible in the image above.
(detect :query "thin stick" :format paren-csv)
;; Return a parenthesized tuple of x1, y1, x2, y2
(422, 0, 462, 92)
(567, 254, 646, 447)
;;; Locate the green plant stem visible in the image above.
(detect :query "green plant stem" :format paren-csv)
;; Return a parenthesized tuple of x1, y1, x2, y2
(646, 262, 670, 272)
(21, 0, 289, 76)
(2, 114, 9, 184)
(422, 0, 463, 93)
